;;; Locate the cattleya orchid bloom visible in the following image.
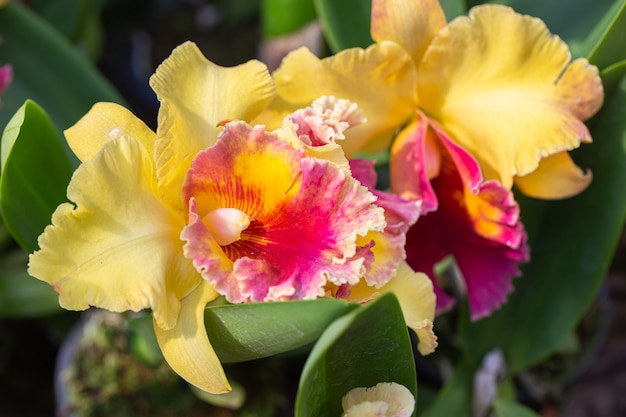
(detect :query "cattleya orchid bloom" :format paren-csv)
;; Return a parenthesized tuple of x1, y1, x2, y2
(255, 0, 603, 319)
(28, 42, 437, 394)
(278, 97, 437, 354)
(341, 382, 415, 417)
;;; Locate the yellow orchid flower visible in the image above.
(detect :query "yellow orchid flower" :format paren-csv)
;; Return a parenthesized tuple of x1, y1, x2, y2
(257, 0, 603, 198)
(28, 41, 276, 394)
(255, 0, 603, 320)
(28, 40, 435, 395)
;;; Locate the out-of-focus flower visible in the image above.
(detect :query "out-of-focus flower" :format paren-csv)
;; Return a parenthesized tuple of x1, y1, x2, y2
(255, 0, 603, 319)
(0, 64, 11, 105)
(342, 382, 415, 417)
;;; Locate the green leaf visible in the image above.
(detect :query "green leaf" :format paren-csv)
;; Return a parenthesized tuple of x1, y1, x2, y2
(493, 398, 541, 417)
(296, 293, 417, 417)
(130, 298, 358, 365)
(0, 250, 61, 317)
(459, 71, 626, 372)
(439, 0, 468, 20)
(0, 100, 78, 252)
(314, 0, 373, 52)
(206, 298, 358, 363)
(587, 0, 626, 70)
(422, 364, 473, 417)
(261, 0, 317, 37)
(0, 1, 124, 134)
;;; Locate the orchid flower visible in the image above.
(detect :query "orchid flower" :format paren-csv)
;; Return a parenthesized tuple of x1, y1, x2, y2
(0, 63, 11, 106)
(341, 382, 415, 417)
(27, 40, 437, 395)
(254, 0, 603, 319)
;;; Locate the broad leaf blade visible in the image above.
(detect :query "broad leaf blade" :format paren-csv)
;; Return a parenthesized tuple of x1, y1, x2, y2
(0, 1, 124, 133)
(205, 298, 358, 363)
(129, 298, 358, 365)
(313, 0, 373, 52)
(296, 293, 417, 417)
(0, 100, 78, 252)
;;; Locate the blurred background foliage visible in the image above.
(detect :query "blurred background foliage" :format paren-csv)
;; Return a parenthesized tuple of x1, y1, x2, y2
(0, 0, 625, 416)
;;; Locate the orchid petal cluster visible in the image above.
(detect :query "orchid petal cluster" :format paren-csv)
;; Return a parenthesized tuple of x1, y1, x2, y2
(28, 41, 436, 394)
(342, 382, 415, 417)
(255, 0, 603, 319)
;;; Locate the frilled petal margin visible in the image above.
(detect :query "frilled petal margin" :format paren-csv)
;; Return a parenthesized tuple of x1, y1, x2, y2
(150, 41, 276, 211)
(371, 0, 446, 65)
(417, 4, 603, 190)
(28, 137, 200, 330)
(345, 262, 437, 355)
(254, 42, 417, 157)
(181, 122, 385, 303)
(403, 121, 529, 320)
(153, 281, 230, 394)
(350, 159, 420, 287)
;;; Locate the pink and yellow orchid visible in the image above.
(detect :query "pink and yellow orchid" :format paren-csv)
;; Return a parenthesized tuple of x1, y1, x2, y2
(28, 42, 437, 395)
(255, 0, 603, 319)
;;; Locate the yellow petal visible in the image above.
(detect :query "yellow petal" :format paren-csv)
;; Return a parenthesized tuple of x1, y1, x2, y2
(345, 262, 437, 355)
(64, 102, 156, 163)
(418, 5, 603, 188)
(514, 151, 592, 199)
(371, 0, 446, 65)
(28, 137, 199, 330)
(154, 281, 231, 394)
(149, 41, 276, 210)
(255, 42, 417, 157)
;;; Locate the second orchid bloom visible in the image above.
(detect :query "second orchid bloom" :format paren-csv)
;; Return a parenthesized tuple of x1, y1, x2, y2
(255, 0, 603, 320)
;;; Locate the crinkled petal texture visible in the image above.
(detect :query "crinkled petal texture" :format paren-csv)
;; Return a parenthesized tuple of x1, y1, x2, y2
(181, 122, 385, 303)
(371, 0, 445, 65)
(153, 281, 230, 394)
(417, 4, 603, 192)
(254, 42, 417, 157)
(342, 382, 415, 417)
(28, 137, 200, 330)
(350, 159, 420, 288)
(150, 41, 276, 210)
(398, 118, 529, 320)
(345, 262, 437, 355)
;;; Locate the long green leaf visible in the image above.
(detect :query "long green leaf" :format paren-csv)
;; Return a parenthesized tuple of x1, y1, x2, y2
(129, 298, 358, 365)
(0, 1, 124, 134)
(204, 298, 358, 363)
(0, 250, 61, 317)
(0, 100, 77, 252)
(313, 0, 372, 52)
(296, 293, 417, 417)
(459, 69, 626, 372)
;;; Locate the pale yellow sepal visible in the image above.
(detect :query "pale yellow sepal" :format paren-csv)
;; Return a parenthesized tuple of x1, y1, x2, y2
(28, 137, 199, 330)
(345, 262, 437, 355)
(418, 5, 603, 189)
(371, 0, 446, 65)
(154, 280, 231, 394)
(514, 151, 592, 199)
(149, 41, 276, 211)
(65, 102, 156, 163)
(255, 42, 417, 157)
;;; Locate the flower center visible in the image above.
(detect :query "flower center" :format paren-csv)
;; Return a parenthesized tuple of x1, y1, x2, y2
(203, 208, 251, 246)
